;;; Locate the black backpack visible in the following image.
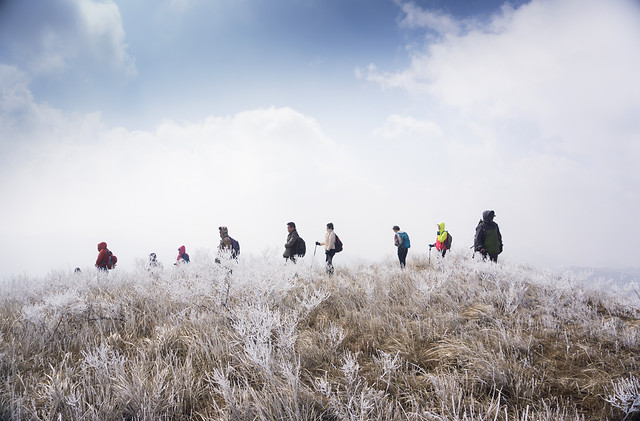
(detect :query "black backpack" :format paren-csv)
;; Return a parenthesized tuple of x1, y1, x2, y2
(444, 231, 452, 250)
(296, 237, 306, 257)
(229, 237, 240, 258)
(334, 235, 343, 253)
(107, 251, 117, 269)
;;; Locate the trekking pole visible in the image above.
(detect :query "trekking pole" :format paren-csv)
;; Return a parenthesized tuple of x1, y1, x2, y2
(428, 245, 432, 265)
(311, 243, 318, 269)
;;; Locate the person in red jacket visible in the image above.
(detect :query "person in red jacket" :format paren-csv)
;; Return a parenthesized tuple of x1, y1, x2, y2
(95, 242, 111, 270)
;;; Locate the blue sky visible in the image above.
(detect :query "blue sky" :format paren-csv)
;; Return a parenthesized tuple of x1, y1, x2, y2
(1, 0, 639, 277)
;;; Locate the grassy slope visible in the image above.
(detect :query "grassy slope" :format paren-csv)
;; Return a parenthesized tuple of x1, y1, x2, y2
(0, 253, 639, 420)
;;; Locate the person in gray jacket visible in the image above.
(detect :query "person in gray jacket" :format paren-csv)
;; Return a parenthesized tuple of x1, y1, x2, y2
(283, 222, 300, 263)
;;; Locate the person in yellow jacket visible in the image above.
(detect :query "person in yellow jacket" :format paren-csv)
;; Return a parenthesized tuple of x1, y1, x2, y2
(429, 222, 449, 258)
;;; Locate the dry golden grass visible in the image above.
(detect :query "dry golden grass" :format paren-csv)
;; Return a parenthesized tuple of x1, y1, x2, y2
(0, 255, 638, 420)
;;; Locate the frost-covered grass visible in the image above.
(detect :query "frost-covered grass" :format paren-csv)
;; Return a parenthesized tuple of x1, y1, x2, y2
(1, 252, 639, 420)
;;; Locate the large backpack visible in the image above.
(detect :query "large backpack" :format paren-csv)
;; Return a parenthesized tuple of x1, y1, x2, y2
(334, 235, 343, 253)
(296, 237, 306, 257)
(444, 231, 452, 250)
(107, 251, 117, 269)
(484, 227, 501, 255)
(229, 237, 240, 258)
(399, 231, 411, 248)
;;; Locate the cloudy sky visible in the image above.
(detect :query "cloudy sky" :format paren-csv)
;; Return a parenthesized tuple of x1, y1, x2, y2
(1, 0, 639, 278)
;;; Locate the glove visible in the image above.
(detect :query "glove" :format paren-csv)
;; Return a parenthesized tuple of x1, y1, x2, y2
(315, 241, 321, 246)
(429, 244, 434, 248)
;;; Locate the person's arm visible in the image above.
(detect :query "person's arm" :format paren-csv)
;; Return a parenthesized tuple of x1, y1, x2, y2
(285, 231, 299, 248)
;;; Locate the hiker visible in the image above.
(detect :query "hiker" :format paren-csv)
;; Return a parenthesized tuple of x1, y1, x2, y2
(217, 226, 239, 261)
(429, 223, 449, 258)
(316, 222, 337, 275)
(283, 222, 301, 263)
(176, 245, 190, 265)
(474, 210, 503, 262)
(393, 226, 410, 268)
(95, 242, 117, 271)
(148, 253, 163, 270)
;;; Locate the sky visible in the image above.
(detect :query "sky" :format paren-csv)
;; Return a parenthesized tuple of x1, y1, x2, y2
(1, 0, 639, 278)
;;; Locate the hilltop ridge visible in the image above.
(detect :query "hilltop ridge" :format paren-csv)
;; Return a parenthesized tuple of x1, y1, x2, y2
(0, 254, 639, 420)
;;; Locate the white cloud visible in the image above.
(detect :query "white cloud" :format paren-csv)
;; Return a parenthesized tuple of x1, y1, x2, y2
(0, 0, 135, 77)
(363, 0, 640, 268)
(396, 2, 464, 35)
(0, 76, 385, 276)
(374, 114, 443, 139)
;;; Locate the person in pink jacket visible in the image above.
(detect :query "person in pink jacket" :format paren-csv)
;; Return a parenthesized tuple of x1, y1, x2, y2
(176, 245, 190, 264)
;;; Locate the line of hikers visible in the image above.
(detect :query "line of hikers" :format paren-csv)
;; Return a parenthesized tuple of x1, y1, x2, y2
(391, 210, 503, 268)
(94, 210, 503, 273)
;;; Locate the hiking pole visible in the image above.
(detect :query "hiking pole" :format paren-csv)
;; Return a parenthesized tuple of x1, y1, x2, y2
(428, 245, 433, 265)
(311, 243, 318, 269)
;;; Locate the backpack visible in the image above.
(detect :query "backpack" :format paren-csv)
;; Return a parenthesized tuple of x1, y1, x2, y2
(399, 231, 411, 248)
(296, 237, 306, 257)
(444, 231, 452, 250)
(229, 237, 240, 258)
(107, 251, 117, 269)
(334, 235, 343, 253)
(181, 253, 190, 263)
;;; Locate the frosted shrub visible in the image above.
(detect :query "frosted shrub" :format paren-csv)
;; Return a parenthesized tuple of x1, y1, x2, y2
(606, 375, 640, 419)
(0, 254, 638, 420)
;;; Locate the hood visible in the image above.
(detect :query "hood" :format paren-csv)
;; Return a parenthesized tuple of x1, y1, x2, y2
(482, 210, 495, 223)
(438, 222, 445, 232)
(178, 245, 186, 254)
(98, 242, 107, 251)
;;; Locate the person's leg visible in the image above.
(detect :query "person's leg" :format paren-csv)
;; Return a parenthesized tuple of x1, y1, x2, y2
(325, 250, 335, 274)
(441, 249, 446, 258)
(398, 247, 408, 268)
(489, 254, 498, 263)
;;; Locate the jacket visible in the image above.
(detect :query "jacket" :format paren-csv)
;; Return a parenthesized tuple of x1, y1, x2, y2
(177, 245, 190, 263)
(95, 242, 110, 268)
(283, 229, 300, 258)
(435, 223, 448, 251)
(321, 229, 336, 251)
(474, 211, 503, 255)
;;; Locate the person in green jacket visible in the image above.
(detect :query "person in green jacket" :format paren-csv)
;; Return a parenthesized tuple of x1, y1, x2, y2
(474, 210, 503, 262)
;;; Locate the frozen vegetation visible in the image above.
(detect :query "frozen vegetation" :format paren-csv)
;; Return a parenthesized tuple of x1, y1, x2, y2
(0, 251, 639, 420)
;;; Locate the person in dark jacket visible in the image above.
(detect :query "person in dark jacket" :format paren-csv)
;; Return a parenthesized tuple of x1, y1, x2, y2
(218, 226, 239, 260)
(148, 253, 163, 270)
(283, 222, 300, 263)
(474, 210, 503, 262)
